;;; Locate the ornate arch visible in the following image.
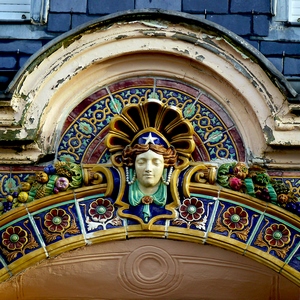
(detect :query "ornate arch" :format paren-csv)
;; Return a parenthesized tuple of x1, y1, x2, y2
(0, 10, 299, 295)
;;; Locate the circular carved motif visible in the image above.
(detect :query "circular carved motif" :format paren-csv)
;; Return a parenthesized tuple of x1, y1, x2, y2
(119, 245, 181, 296)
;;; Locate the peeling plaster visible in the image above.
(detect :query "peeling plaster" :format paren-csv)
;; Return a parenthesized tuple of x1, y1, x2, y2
(142, 30, 166, 37)
(140, 20, 168, 29)
(171, 33, 198, 44)
(1, 10, 298, 165)
(196, 55, 205, 62)
(16, 128, 28, 139)
(263, 125, 275, 143)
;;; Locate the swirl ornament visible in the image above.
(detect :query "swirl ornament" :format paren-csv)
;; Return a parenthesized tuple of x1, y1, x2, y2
(119, 246, 181, 297)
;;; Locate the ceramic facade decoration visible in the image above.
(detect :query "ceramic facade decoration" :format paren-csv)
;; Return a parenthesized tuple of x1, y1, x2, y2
(0, 78, 299, 287)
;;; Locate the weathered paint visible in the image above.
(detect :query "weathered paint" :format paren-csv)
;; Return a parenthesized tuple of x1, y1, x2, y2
(0, 11, 298, 166)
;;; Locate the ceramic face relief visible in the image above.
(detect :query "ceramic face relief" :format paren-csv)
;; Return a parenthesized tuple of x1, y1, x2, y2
(135, 150, 164, 192)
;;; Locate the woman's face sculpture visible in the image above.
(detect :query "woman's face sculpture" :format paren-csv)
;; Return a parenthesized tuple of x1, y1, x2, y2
(135, 150, 164, 191)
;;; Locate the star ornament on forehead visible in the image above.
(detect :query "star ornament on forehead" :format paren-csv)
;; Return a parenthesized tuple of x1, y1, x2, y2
(136, 132, 169, 147)
(142, 133, 158, 144)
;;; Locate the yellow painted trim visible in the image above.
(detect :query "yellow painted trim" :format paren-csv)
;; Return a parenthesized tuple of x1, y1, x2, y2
(206, 232, 247, 255)
(280, 265, 300, 286)
(126, 224, 168, 239)
(167, 226, 206, 243)
(0, 206, 27, 227)
(0, 268, 10, 283)
(86, 227, 127, 244)
(243, 246, 285, 273)
(46, 235, 86, 258)
(8, 248, 47, 275)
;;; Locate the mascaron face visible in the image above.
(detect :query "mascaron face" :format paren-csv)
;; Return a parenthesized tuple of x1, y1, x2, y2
(135, 150, 164, 189)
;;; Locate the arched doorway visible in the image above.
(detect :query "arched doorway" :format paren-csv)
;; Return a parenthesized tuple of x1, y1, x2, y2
(0, 239, 298, 299)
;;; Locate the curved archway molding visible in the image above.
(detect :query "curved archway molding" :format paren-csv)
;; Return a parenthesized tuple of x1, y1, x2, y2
(3, 9, 300, 167)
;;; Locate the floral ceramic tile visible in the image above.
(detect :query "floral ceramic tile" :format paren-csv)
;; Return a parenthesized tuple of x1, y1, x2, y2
(211, 199, 263, 244)
(0, 216, 42, 265)
(250, 215, 300, 263)
(31, 200, 81, 246)
(78, 195, 123, 234)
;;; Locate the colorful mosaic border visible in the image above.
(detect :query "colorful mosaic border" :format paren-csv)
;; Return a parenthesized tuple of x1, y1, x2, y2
(57, 77, 245, 164)
(0, 185, 298, 285)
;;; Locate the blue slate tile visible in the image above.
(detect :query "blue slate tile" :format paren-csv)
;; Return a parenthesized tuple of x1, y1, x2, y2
(88, 0, 134, 14)
(0, 40, 43, 54)
(253, 15, 270, 36)
(19, 56, 30, 68)
(136, 0, 181, 11)
(72, 14, 99, 29)
(0, 56, 16, 69)
(50, 0, 87, 13)
(206, 14, 251, 36)
(284, 57, 300, 76)
(261, 42, 300, 56)
(267, 57, 283, 73)
(231, 0, 271, 14)
(183, 0, 229, 13)
(47, 13, 71, 32)
(243, 38, 259, 49)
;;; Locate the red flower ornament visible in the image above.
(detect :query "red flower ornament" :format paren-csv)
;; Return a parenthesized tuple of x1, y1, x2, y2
(2, 226, 28, 251)
(229, 176, 242, 191)
(44, 208, 71, 232)
(179, 197, 204, 221)
(223, 206, 248, 230)
(264, 223, 290, 248)
(89, 198, 114, 221)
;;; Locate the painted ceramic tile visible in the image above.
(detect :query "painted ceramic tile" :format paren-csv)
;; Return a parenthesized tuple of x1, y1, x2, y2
(31, 201, 81, 246)
(170, 195, 216, 231)
(211, 199, 262, 244)
(0, 216, 41, 265)
(78, 195, 123, 233)
(57, 77, 245, 164)
(287, 243, 300, 271)
(250, 215, 300, 264)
